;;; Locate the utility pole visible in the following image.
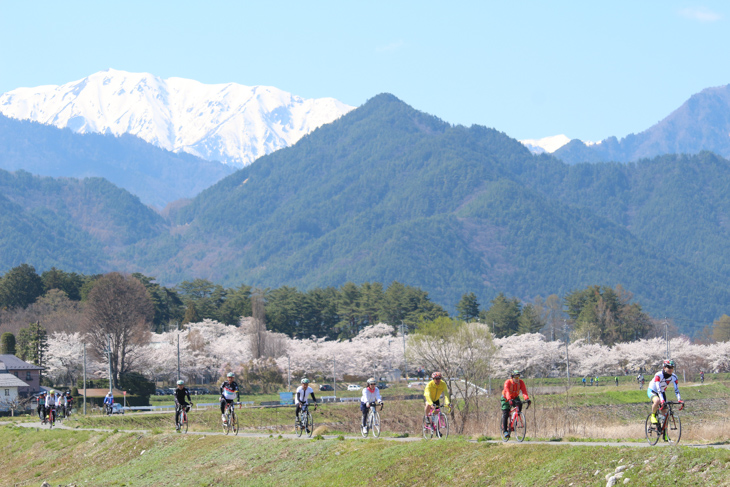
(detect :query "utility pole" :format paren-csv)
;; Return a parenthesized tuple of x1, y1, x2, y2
(287, 356, 291, 391)
(664, 318, 670, 359)
(401, 321, 408, 382)
(564, 320, 570, 384)
(83, 342, 87, 415)
(177, 333, 181, 382)
(104, 334, 113, 393)
(333, 357, 337, 400)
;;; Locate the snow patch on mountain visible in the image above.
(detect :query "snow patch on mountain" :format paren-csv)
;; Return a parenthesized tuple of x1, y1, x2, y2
(519, 134, 572, 154)
(0, 69, 355, 166)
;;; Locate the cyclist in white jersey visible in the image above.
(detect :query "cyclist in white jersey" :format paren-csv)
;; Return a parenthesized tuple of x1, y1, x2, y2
(294, 378, 317, 427)
(360, 378, 383, 434)
(648, 359, 684, 424)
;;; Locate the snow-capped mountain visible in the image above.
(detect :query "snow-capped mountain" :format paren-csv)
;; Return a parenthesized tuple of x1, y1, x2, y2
(0, 69, 355, 166)
(519, 134, 571, 154)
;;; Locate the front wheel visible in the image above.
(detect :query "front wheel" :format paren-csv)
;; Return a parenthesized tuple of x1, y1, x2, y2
(296, 413, 304, 437)
(181, 412, 188, 434)
(232, 411, 239, 436)
(645, 413, 660, 446)
(665, 413, 681, 444)
(305, 411, 313, 438)
(435, 411, 449, 439)
(223, 411, 231, 435)
(372, 410, 381, 438)
(514, 412, 527, 442)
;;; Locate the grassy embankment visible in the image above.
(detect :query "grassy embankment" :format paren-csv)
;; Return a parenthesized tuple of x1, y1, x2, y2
(45, 379, 730, 444)
(2, 424, 730, 486)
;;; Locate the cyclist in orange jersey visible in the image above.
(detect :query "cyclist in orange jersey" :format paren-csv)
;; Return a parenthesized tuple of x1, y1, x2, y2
(501, 370, 531, 439)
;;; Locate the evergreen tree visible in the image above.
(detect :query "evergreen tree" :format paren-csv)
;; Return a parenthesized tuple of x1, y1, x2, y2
(16, 322, 48, 372)
(712, 314, 730, 342)
(456, 292, 480, 322)
(517, 304, 543, 334)
(480, 293, 521, 337)
(0, 332, 16, 355)
(0, 264, 44, 309)
(182, 302, 201, 325)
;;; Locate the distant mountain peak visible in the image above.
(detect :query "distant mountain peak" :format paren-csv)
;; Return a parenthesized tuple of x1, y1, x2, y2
(0, 69, 355, 166)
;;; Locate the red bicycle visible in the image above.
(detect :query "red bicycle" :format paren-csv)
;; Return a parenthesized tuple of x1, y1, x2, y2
(501, 400, 530, 442)
(646, 401, 683, 445)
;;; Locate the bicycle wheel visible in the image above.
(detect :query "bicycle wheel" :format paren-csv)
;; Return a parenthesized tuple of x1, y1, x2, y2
(232, 411, 239, 435)
(514, 412, 527, 442)
(305, 411, 313, 438)
(362, 411, 370, 438)
(665, 413, 681, 444)
(372, 410, 381, 438)
(645, 413, 660, 446)
(181, 411, 188, 434)
(296, 413, 304, 437)
(422, 415, 433, 439)
(435, 411, 449, 439)
(223, 410, 231, 435)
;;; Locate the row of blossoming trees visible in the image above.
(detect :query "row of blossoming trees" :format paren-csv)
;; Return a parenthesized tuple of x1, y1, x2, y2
(44, 318, 730, 388)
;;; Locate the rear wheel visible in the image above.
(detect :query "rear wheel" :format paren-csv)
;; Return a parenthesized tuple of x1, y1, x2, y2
(514, 411, 527, 442)
(645, 413, 660, 446)
(422, 416, 433, 440)
(372, 410, 381, 438)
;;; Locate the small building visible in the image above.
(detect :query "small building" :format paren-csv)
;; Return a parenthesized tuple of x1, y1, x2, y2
(0, 355, 44, 397)
(0, 364, 30, 412)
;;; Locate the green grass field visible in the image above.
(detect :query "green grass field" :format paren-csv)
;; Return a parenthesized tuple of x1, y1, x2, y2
(2, 424, 729, 486)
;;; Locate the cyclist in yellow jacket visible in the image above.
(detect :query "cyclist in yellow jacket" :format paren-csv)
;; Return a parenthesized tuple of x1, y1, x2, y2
(423, 371, 451, 422)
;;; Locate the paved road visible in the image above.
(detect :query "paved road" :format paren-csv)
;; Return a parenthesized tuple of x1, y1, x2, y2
(7, 420, 730, 449)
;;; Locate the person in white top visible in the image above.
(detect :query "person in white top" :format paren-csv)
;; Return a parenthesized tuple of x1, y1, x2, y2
(360, 378, 383, 434)
(295, 378, 317, 424)
(45, 390, 58, 423)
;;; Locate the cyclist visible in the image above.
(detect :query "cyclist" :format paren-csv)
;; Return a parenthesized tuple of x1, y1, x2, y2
(37, 391, 47, 423)
(423, 372, 451, 425)
(615, 376, 619, 387)
(295, 378, 317, 433)
(56, 391, 67, 418)
(220, 372, 240, 424)
(648, 360, 684, 428)
(45, 389, 57, 424)
(65, 391, 73, 417)
(174, 380, 193, 430)
(103, 391, 114, 415)
(360, 377, 383, 435)
(700, 370, 705, 383)
(501, 370, 531, 439)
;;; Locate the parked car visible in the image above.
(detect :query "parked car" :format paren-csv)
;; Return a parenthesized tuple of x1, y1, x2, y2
(347, 384, 361, 391)
(110, 403, 125, 415)
(319, 384, 334, 391)
(377, 382, 389, 389)
(155, 389, 167, 396)
(407, 381, 427, 389)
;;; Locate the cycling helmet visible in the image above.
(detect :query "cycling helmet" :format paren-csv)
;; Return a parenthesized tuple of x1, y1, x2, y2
(510, 370, 521, 377)
(50, 390, 55, 394)
(431, 372, 442, 380)
(663, 359, 676, 368)
(177, 380, 184, 385)
(367, 378, 377, 385)
(227, 372, 235, 378)
(106, 392, 112, 396)
(65, 391, 70, 395)
(301, 378, 310, 384)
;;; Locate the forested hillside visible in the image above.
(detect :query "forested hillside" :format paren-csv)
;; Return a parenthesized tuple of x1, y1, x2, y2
(4, 94, 730, 331)
(0, 114, 234, 207)
(133, 94, 730, 326)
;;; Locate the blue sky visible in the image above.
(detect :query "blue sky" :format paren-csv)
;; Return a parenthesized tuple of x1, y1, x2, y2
(1, 1, 728, 142)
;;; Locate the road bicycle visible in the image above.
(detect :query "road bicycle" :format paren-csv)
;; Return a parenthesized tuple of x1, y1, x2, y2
(295, 402, 316, 438)
(47, 407, 56, 429)
(501, 400, 530, 442)
(422, 404, 449, 440)
(105, 404, 113, 416)
(362, 401, 383, 438)
(176, 403, 191, 433)
(645, 401, 683, 446)
(222, 401, 239, 435)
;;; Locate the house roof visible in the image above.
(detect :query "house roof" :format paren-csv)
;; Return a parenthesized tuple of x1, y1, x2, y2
(82, 388, 125, 398)
(0, 355, 44, 370)
(0, 373, 29, 388)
